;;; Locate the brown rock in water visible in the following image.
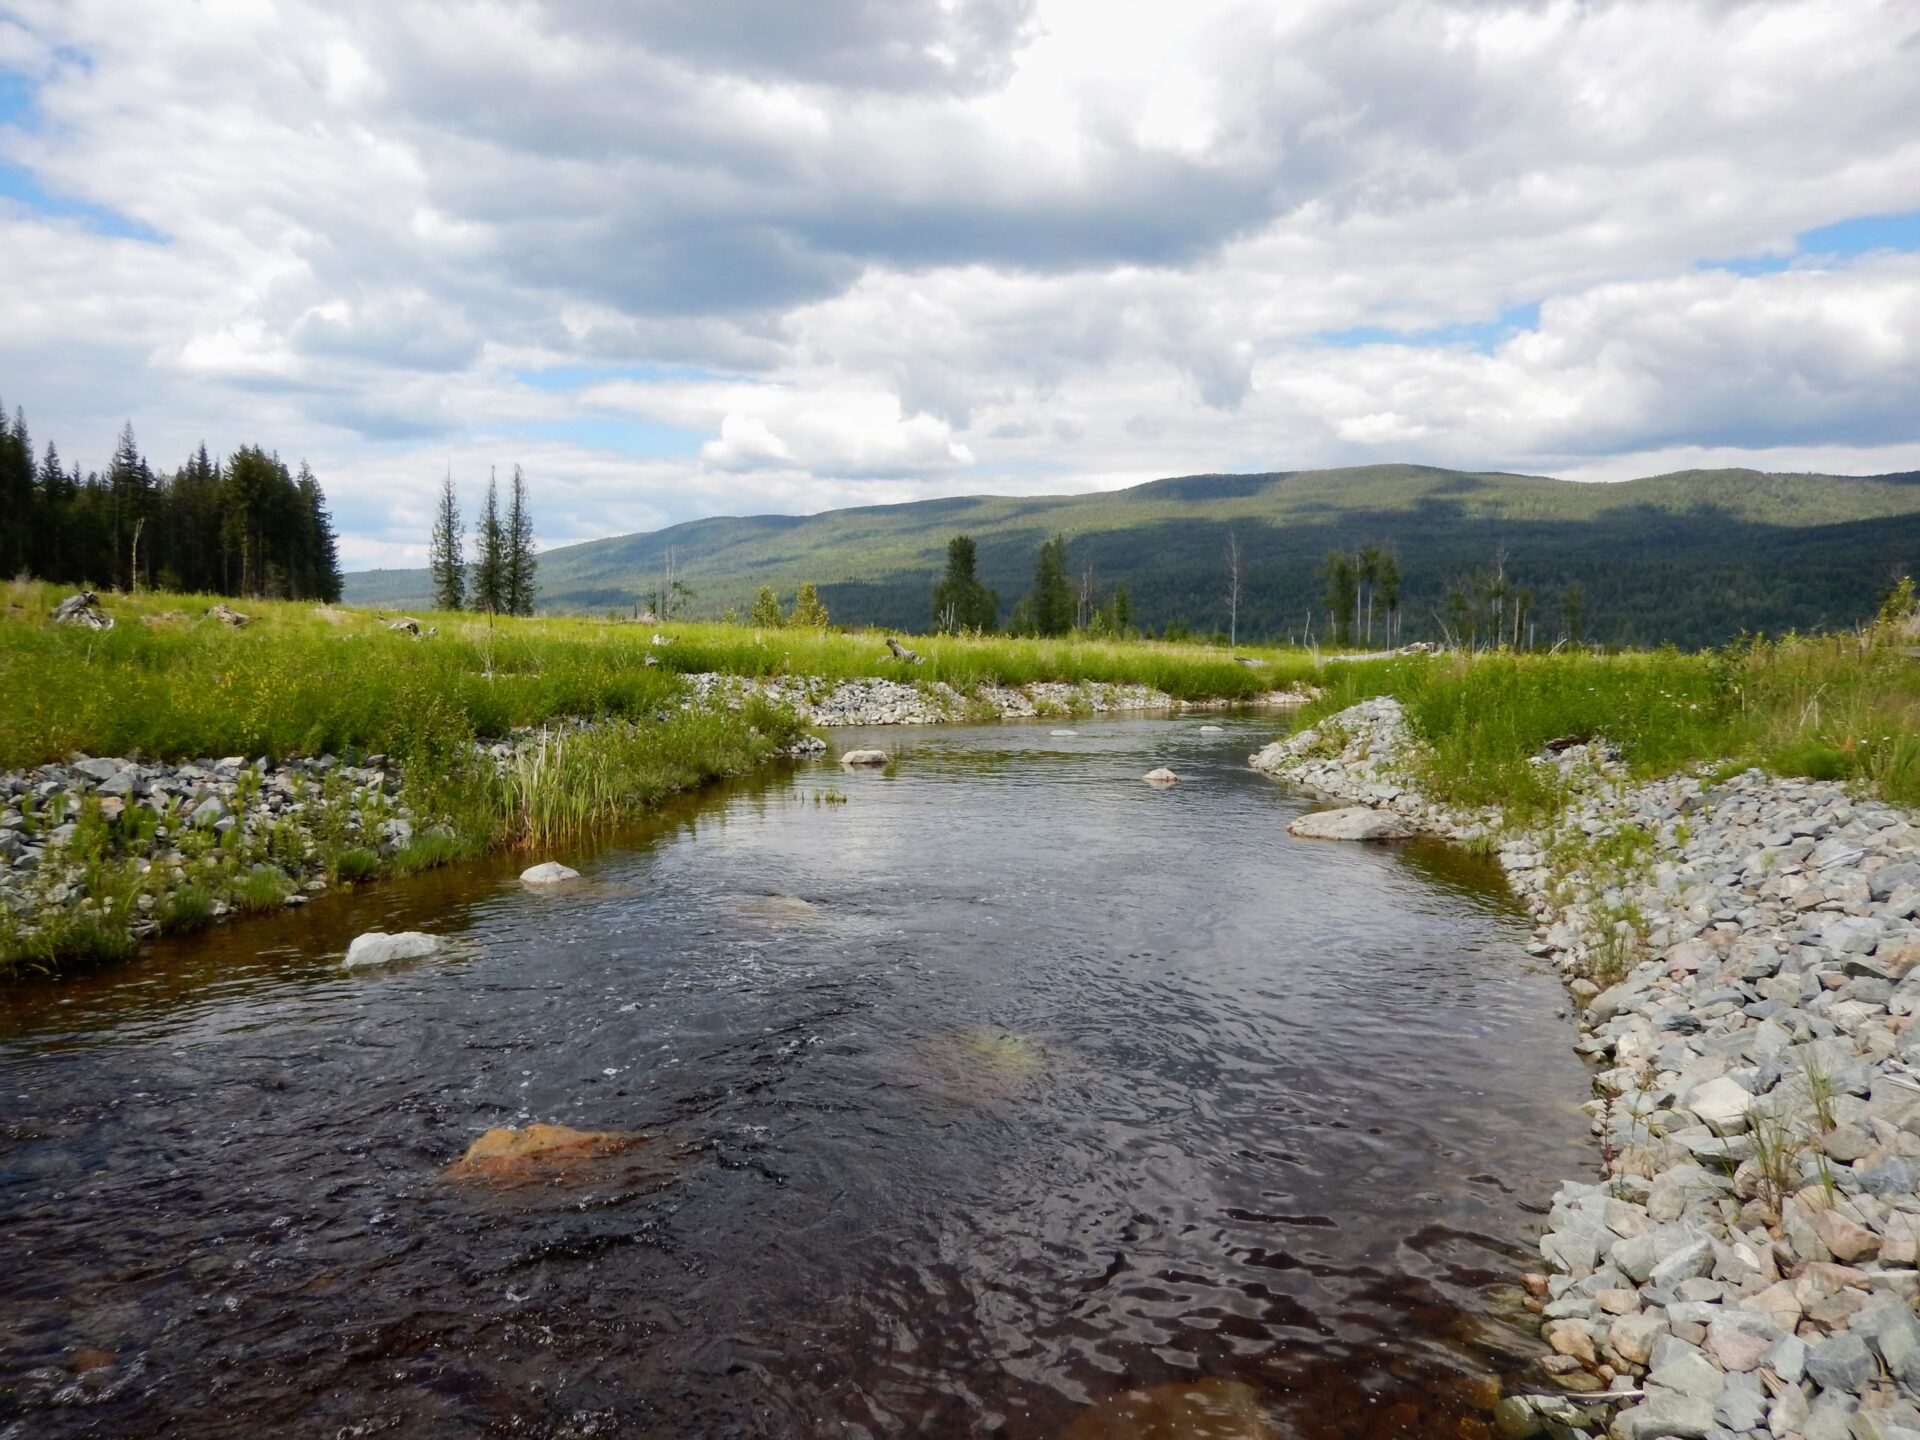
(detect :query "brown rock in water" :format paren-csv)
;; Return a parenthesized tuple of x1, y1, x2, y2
(1058, 1378, 1279, 1439)
(446, 1123, 655, 1181)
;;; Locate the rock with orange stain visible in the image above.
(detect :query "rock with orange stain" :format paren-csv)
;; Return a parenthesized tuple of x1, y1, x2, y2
(445, 1123, 655, 1181)
(1058, 1379, 1280, 1440)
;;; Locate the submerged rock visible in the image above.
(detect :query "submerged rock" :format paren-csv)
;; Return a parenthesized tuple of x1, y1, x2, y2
(519, 861, 581, 885)
(1142, 767, 1179, 785)
(736, 893, 822, 923)
(840, 748, 890, 767)
(1286, 806, 1411, 842)
(1049, 729, 1079, 737)
(342, 931, 444, 968)
(1058, 1378, 1278, 1439)
(445, 1122, 665, 1181)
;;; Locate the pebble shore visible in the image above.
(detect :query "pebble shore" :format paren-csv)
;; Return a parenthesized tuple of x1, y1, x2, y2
(0, 674, 1183, 956)
(1254, 699, 1920, 1440)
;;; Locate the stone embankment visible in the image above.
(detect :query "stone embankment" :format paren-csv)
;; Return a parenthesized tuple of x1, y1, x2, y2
(1253, 699, 1920, 1440)
(1, 751, 408, 942)
(685, 672, 1181, 725)
(0, 673, 1245, 958)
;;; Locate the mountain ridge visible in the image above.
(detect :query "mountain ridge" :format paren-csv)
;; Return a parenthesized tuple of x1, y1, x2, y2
(343, 462, 1920, 647)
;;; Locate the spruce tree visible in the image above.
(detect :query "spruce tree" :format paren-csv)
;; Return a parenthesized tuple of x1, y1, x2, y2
(295, 462, 342, 602)
(791, 581, 829, 628)
(931, 533, 997, 632)
(749, 584, 784, 628)
(429, 471, 465, 611)
(1027, 533, 1073, 636)
(505, 464, 537, 616)
(470, 470, 508, 614)
(107, 422, 155, 590)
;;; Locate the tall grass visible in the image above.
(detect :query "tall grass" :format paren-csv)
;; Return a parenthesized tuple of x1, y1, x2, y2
(493, 700, 802, 847)
(1299, 627, 1920, 816)
(649, 621, 1317, 702)
(0, 581, 1308, 769)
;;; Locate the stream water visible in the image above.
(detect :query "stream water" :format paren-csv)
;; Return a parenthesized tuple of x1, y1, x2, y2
(0, 715, 1593, 1439)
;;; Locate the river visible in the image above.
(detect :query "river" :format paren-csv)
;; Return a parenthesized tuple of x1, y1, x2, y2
(0, 715, 1592, 1438)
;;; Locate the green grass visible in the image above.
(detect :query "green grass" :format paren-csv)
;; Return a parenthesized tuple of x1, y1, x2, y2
(1298, 625, 1920, 817)
(649, 620, 1313, 702)
(231, 864, 293, 915)
(157, 886, 215, 935)
(0, 580, 1310, 770)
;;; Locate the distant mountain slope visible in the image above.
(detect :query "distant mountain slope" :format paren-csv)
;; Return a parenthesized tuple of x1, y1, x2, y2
(343, 463, 1920, 647)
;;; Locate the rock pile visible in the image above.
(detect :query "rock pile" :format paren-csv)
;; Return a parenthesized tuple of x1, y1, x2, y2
(685, 673, 1175, 726)
(0, 751, 408, 940)
(1253, 699, 1920, 1438)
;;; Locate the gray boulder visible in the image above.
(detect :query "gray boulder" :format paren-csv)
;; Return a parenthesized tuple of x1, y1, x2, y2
(1286, 806, 1411, 842)
(840, 749, 890, 767)
(519, 862, 580, 885)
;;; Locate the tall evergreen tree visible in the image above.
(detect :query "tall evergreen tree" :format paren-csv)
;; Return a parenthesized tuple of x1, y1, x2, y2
(106, 422, 157, 590)
(505, 464, 537, 616)
(429, 471, 465, 611)
(295, 462, 343, 602)
(470, 470, 508, 614)
(0, 405, 32, 578)
(1322, 551, 1357, 647)
(1026, 533, 1074, 636)
(932, 533, 998, 632)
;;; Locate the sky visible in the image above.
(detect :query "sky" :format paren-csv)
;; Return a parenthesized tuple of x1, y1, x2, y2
(2, 0, 1918, 571)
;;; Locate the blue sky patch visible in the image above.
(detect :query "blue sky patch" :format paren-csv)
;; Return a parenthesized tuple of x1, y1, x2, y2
(0, 66, 164, 241)
(506, 414, 704, 458)
(513, 363, 734, 392)
(1707, 209, 1920, 275)
(1315, 302, 1541, 352)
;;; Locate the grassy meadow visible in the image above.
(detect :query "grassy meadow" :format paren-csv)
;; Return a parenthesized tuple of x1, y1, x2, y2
(0, 581, 1310, 771)
(1299, 619, 1920, 822)
(5, 574, 1918, 977)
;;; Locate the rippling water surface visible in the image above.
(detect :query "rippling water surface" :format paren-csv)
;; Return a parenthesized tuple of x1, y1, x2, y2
(0, 716, 1593, 1438)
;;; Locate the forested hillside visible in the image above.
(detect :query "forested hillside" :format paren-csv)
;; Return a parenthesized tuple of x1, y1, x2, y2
(344, 464, 1920, 647)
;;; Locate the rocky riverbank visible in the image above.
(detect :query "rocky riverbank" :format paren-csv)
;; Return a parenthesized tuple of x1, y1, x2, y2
(1254, 699, 1920, 1440)
(683, 672, 1184, 724)
(0, 672, 1268, 967)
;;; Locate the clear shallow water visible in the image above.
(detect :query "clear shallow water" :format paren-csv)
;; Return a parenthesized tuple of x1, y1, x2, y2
(0, 716, 1593, 1438)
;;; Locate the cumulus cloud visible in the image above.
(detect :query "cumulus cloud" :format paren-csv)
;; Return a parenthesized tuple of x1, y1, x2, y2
(0, 0, 1915, 567)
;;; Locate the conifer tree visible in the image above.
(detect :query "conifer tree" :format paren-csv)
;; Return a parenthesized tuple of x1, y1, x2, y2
(1026, 533, 1074, 636)
(505, 464, 537, 616)
(791, 581, 829, 628)
(931, 533, 997, 632)
(429, 471, 465, 611)
(749, 584, 785, 628)
(470, 470, 508, 614)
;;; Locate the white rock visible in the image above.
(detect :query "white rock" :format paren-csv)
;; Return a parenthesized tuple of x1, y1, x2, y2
(1686, 1076, 1755, 1131)
(1142, 767, 1180, 785)
(840, 749, 890, 767)
(1049, 729, 1079, 737)
(343, 931, 444, 968)
(1198, 724, 1224, 733)
(520, 862, 580, 885)
(1287, 807, 1412, 842)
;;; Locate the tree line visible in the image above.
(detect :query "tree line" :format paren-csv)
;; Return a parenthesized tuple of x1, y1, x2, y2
(428, 468, 538, 616)
(0, 402, 343, 601)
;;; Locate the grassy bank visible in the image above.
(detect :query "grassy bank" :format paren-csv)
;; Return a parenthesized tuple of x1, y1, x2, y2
(1298, 620, 1920, 823)
(0, 581, 1317, 976)
(0, 581, 1309, 770)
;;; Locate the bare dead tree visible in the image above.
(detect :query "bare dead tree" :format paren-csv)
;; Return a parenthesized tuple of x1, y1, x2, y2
(1225, 530, 1242, 651)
